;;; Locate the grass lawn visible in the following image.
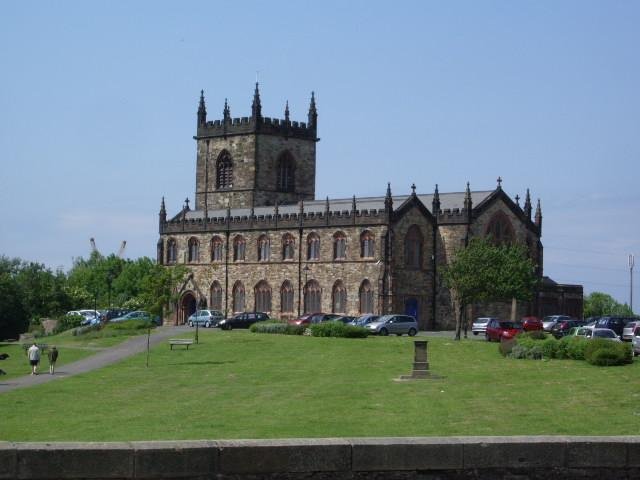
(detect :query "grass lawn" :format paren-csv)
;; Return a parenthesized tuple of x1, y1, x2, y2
(1, 330, 639, 441)
(0, 325, 155, 380)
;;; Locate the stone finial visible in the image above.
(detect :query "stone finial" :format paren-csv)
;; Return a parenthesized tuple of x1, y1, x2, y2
(308, 91, 317, 131)
(325, 196, 330, 212)
(197, 90, 207, 126)
(352, 195, 357, 212)
(524, 188, 532, 219)
(515, 194, 520, 207)
(251, 82, 262, 119)
(184, 197, 190, 211)
(284, 100, 290, 123)
(411, 183, 417, 196)
(497, 176, 503, 189)
(464, 182, 472, 215)
(223, 98, 231, 122)
(160, 196, 166, 215)
(535, 199, 542, 231)
(432, 184, 440, 215)
(385, 182, 393, 212)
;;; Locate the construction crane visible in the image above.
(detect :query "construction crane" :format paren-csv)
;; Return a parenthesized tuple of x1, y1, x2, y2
(89, 238, 127, 258)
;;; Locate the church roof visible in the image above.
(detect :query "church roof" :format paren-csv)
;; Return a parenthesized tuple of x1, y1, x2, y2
(178, 190, 495, 220)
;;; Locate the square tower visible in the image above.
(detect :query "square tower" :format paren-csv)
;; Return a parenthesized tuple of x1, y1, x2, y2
(194, 85, 319, 210)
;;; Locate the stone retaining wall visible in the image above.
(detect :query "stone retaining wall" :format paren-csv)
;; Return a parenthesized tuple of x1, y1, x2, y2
(2, 437, 639, 479)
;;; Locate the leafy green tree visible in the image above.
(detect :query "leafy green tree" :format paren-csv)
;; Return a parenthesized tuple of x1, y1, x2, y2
(137, 264, 188, 318)
(583, 292, 634, 318)
(443, 238, 537, 340)
(0, 270, 28, 339)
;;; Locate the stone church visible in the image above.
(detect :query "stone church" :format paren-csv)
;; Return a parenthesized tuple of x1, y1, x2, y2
(157, 84, 582, 329)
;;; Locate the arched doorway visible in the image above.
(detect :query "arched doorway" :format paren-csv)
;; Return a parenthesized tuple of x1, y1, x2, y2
(405, 297, 418, 322)
(180, 292, 197, 325)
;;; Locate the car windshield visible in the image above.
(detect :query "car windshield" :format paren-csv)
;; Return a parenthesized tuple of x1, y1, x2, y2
(475, 318, 490, 324)
(499, 322, 519, 329)
(594, 330, 616, 338)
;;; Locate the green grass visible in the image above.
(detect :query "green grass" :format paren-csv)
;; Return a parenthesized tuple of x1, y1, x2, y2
(0, 324, 154, 380)
(1, 330, 639, 441)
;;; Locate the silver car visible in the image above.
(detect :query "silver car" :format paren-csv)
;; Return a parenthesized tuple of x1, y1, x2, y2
(622, 321, 639, 341)
(188, 309, 224, 328)
(542, 315, 571, 332)
(472, 317, 496, 336)
(585, 328, 621, 342)
(632, 326, 640, 356)
(365, 314, 418, 336)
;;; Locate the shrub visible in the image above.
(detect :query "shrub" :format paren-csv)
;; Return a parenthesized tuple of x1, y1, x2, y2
(584, 339, 632, 366)
(526, 345, 544, 359)
(53, 314, 84, 335)
(309, 321, 368, 338)
(541, 338, 558, 358)
(564, 337, 588, 360)
(508, 343, 543, 360)
(524, 330, 547, 340)
(108, 319, 154, 331)
(250, 322, 304, 335)
(509, 344, 528, 359)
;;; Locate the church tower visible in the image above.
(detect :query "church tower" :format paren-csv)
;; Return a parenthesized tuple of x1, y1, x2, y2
(194, 84, 319, 210)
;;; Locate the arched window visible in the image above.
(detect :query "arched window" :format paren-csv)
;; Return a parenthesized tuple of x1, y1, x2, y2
(254, 280, 272, 312)
(333, 232, 347, 260)
(258, 235, 270, 262)
(232, 281, 245, 313)
(233, 235, 246, 262)
(280, 281, 294, 314)
(166, 238, 177, 264)
(360, 230, 375, 258)
(188, 237, 199, 263)
(307, 233, 320, 260)
(210, 281, 222, 311)
(211, 236, 223, 262)
(359, 280, 374, 314)
(332, 281, 347, 314)
(405, 225, 423, 269)
(277, 151, 295, 192)
(485, 212, 515, 245)
(282, 233, 295, 261)
(303, 280, 322, 314)
(216, 150, 233, 189)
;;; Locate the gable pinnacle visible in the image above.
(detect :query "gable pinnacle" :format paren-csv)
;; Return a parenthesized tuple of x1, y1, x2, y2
(524, 188, 532, 219)
(384, 183, 393, 212)
(160, 196, 166, 215)
(432, 184, 441, 215)
(223, 98, 231, 122)
(284, 100, 290, 123)
(464, 182, 472, 212)
(251, 82, 262, 119)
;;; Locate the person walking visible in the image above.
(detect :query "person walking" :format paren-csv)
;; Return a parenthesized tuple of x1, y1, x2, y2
(27, 343, 40, 375)
(48, 346, 59, 374)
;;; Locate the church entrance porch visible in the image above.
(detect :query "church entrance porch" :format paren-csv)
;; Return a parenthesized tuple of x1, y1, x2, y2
(179, 292, 197, 325)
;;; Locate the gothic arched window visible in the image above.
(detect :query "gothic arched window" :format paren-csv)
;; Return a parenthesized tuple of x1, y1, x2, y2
(333, 231, 347, 260)
(216, 150, 233, 189)
(188, 237, 199, 263)
(280, 280, 294, 314)
(232, 281, 245, 313)
(233, 235, 246, 262)
(258, 235, 270, 262)
(254, 280, 272, 313)
(405, 225, 423, 269)
(307, 233, 320, 260)
(211, 236, 223, 262)
(360, 230, 375, 258)
(166, 238, 177, 264)
(210, 281, 222, 311)
(485, 212, 515, 245)
(304, 280, 322, 314)
(277, 151, 295, 192)
(282, 233, 295, 261)
(359, 279, 374, 314)
(332, 281, 347, 314)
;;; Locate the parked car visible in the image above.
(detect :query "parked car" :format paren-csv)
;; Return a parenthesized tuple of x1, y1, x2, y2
(365, 314, 418, 336)
(632, 326, 640, 356)
(187, 309, 224, 328)
(595, 317, 636, 338)
(349, 314, 380, 327)
(521, 316, 543, 332)
(218, 312, 269, 330)
(542, 315, 571, 332)
(485, 320, 523, 341)
(287, 313, 340, 326)
(111, 310, 156, 324)
(551, 319, 586, 339)
(622, 321, 640, 342)
(472, 317, 496, 336)
(333, 315, 357, 324)
(103, 308, 130, 321)
(567, 326, 592, 337)
(585, 328, 622, 342)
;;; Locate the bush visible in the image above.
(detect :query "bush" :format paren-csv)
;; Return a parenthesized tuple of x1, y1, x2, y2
(564, 337, 588, 360)
(541, 338, 558, 358)
(309, 321, 368, 338)
(508, 343, 543, 360)
(53, 314, 84, 335)
(584, 339, 632, 366)
(509, 344, 528, 359)
(250, 322, 304, 335)
(523, 330, 547, 340)
(107, 319, 154, 331)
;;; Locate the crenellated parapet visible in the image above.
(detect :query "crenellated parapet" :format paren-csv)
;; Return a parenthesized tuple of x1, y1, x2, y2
(436, 208, 472, 225)
(196, 115, 318, 141)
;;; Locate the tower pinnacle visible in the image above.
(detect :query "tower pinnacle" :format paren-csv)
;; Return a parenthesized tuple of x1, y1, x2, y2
(524, 189, 532, 219)
(251, 82, 262, 120)
(308, 91, 317, 133)
(197, 90, 207, 126)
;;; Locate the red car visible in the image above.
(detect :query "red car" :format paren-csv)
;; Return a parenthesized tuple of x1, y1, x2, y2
(521, 316, 543, 332)
(485, 319, 523, 341)
(287, 312, 340, 326)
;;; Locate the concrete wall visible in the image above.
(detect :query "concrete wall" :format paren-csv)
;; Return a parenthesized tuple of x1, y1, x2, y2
(3, 437, 639, 479)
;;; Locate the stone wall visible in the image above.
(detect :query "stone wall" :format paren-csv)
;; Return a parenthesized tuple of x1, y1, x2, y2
(4, 437, 639, 479)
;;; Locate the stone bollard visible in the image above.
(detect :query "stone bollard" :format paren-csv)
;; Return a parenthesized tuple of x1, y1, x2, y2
(398, 340, 441, 380)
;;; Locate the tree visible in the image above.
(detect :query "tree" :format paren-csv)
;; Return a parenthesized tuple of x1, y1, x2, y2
(583, 292, 634, 318)
(137, 263, 188, 318)
(443, 238, 537, 340)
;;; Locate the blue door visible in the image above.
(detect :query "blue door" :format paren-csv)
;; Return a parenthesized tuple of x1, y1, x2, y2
(405, 298, 418, 322)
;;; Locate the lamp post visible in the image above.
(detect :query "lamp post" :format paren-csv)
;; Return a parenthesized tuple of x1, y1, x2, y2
(630, 254, 635, 314)
(303, 265, 310, 313)
(106, 273, 114, 312)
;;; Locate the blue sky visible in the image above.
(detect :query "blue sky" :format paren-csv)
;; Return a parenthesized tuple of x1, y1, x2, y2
(1, 1, 638, 307)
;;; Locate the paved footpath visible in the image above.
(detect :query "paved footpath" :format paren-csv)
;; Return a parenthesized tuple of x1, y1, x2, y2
(0, 326, 188, 394)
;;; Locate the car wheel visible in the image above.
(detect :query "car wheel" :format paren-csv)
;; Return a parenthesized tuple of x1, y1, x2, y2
(408, 328, 417, 337)
(379, 328, 388, 336)
(473, 332, 478, 336)
(188, 321, 193, 327)
(205, 321, 211, 328)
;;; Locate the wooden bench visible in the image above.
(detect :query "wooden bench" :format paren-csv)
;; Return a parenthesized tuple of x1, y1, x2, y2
(169, 339, 194, 350)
